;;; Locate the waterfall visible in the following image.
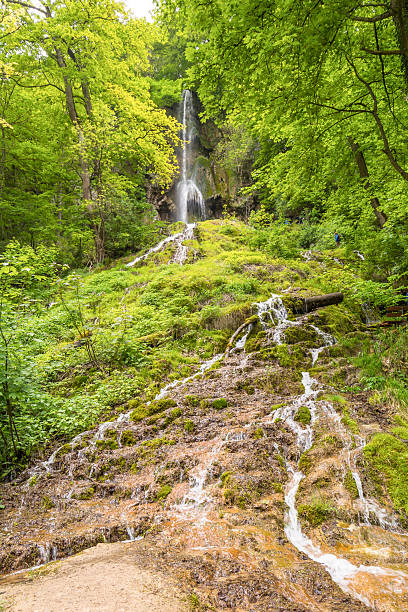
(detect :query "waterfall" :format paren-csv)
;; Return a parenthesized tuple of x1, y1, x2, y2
(176, 90, 206, 223)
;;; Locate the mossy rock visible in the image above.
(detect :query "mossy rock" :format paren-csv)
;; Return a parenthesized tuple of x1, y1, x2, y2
(130, 398, 176, 423)
(282, 326, 319, 345)
(151, 398, 177, 411)
(212, 398, 228, 410)
(341, 410, 359, 434)
(364, 433, 408, 515)
(294, 405, 311, 426)
(96, 438, 118, 450)
(234, 381, 256, 394)
(157, 484, 172, 500)
(298, 499, 335, 527)
(344, 470, 359, 498)
(184, 394, 200, 407)
(121, 430, 136, 446)
(253, 427, 264, 439)
(76, 487, 94, 500)
(299, 451, 312, 474)
(55, 443, 72, 459)
(184, 419, 194, 432)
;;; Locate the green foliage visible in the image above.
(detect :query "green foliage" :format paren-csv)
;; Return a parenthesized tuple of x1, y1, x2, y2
(0, 0, 180, 264)
(253, 427, 264, 439)
(184, 419, 194, 432)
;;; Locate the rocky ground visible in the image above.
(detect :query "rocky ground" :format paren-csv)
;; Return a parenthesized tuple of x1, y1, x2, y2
(1, 303, 408, 611)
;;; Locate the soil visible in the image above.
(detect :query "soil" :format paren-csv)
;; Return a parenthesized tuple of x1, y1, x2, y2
(0, 541, 189, 612)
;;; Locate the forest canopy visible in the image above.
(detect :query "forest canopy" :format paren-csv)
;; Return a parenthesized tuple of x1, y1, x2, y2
(157, 0, 408, 237)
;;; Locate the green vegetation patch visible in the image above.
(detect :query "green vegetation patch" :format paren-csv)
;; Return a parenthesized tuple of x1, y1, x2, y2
(156, 484, 172, 500)
(298, 497, 335, 527)
(212, 398, 228, 410)
(294, 405, 311, 426)
(344, 470, 359, 498)
(364, 433, 408, 515)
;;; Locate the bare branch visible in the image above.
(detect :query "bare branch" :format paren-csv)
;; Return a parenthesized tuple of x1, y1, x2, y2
(4, 0, 47, 15)
(353, 10, 392, 22)
(362, 47, 402, 55)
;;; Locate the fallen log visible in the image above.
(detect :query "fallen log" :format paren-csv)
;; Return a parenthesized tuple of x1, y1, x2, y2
(290, 292, 343, 314)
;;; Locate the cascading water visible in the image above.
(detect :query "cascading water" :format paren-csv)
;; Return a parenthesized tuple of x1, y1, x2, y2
(126, 223, 196, 268)
(176, 90, 206, 223)
(259, 296, 408, 608)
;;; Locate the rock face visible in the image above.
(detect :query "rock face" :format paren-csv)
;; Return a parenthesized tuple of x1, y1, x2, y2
(150, 92, 257, 222)
(2, 286, 408, 610)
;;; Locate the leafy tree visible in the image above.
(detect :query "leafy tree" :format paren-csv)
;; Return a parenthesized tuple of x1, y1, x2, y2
(0, 0, 180, 261)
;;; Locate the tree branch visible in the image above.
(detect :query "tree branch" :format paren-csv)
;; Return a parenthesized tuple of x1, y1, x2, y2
(4, 0, 47, 15)
(362, 47, 402, 55)
(353, 10, 392, 22)
(347, 56, 408, 181)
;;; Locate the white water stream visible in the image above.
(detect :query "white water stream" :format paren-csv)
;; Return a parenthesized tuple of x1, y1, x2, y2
(126, 222, 196, 268)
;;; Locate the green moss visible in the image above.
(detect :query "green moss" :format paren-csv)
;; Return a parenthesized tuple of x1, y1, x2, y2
(170, 407, 182, 418)
(129, 405, 149, 422)
(298, 497, 335, 526)
(364, 433, 408, 514)
(137, 436, 175, 461)
(212, 398, 228, 410)
(121, 430, 136, 446)
(157, 484, 172, 500)
(184, 394, 199, 407)
(341, 412, 359, 434)
(294, 405, 311, 426)
(344, 470, 359, 498)
(41, 495, 55, 509)
(55, 443, 72, 459)
(270, 402, 285, 412)
(253, 427, 264, 439)
(322, 435, 340, 448)
(96, 438, 118, 450)
(272, 482, 283, 493)
(77, 487, 94, 500)
(130, 398, 175, 423)
(184, 419, 194, 432)
(153, 398, 177, 410)
(220, 471, 232, 486)
(234, 380, 255, 394)
(298, 451, 312, 474)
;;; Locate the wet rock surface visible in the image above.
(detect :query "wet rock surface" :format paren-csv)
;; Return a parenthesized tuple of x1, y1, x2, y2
(1, 300, 408, 611)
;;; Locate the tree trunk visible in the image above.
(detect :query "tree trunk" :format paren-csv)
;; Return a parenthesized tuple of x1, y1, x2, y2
(348, 137, 387, 228)
(391, 0, 408, 86)
(52, 41, 92, 202)
(290, 293, 344, 314)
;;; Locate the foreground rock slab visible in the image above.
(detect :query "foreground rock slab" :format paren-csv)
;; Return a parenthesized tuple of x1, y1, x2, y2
(0, 541, 189, 612)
